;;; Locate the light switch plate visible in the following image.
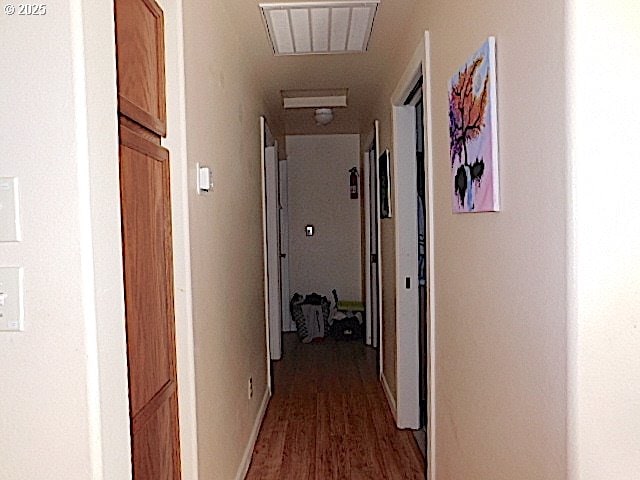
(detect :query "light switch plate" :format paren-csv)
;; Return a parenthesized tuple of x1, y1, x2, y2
(0, 267, 24, 332)
(0, 177, 21, 242)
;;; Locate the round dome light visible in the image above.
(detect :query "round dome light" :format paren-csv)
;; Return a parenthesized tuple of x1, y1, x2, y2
(314, 108, 334, 126)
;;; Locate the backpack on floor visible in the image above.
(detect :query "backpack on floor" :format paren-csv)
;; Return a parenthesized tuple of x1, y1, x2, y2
(330, 316, 362, 341)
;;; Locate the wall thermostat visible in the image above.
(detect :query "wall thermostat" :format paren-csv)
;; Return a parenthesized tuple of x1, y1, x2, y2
(197, 164, 213, 194)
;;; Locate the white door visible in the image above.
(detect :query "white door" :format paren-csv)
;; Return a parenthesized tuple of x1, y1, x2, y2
(265, 145, 282, 360)
(363, 142, 381, 350)
(364, 151, 372, 346)
(279, 160, 293, 332)
(393, 105, 420, 429)
(369, 148, 380, 349)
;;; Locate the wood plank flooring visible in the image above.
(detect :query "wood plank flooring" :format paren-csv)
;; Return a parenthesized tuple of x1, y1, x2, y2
(246, 333, 425, 479)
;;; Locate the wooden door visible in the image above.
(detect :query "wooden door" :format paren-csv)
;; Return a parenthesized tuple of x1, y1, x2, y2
(114, 0, 181, 478)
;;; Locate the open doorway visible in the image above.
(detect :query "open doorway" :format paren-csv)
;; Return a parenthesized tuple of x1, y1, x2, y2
(390, 31, 435, 478)
(404, 78, 428, 457)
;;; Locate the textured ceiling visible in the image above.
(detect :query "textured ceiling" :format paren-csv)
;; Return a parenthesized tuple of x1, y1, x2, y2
(222, 0, 420, 135)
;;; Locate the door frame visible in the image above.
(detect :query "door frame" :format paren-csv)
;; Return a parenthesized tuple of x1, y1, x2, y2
(264, 143, 282, 361)
(279, 160, 294, 332)
(160, 1, 199, 476)
(363, 146, 373, 347)
(260, 116, 281, 391)
(363, 120, 383, 374)
(391, 31, 436, 479)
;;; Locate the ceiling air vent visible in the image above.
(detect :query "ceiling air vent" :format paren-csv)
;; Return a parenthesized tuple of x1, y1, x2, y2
(259, 1, 380, 56)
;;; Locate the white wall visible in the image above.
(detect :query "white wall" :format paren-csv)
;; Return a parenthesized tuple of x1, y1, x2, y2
(287, 135, 362, 302)
(568, 1, 640, 479)
(0, 2, 203, 478)
(0, 2, 131, 478)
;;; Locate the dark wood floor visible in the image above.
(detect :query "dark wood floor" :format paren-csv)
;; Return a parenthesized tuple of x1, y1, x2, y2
(246, 333, 425, 479)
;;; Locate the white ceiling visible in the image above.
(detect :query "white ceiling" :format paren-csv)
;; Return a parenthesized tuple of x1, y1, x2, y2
(223, 0, 420, 134)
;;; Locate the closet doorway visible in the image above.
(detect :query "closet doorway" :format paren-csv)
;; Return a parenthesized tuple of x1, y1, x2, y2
(114, 0, 181, 476)
(390, 31, 435, 478)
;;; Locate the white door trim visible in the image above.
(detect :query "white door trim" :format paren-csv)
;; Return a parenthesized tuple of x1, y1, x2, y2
(260, 116, 273, 392)
(264, 145, 282, 361)
(279, 160, 294, 332)
(160, 1, 199, 476)
(373, 120, 383, 376)
(363, 122, 383, 374)
(363, 150, 373, 346)
(391, 31, 436, 480)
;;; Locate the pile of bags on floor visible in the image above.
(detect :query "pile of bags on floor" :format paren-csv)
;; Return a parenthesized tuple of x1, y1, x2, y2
(289, 292, 330, 343)
(289, 290, 362, 343)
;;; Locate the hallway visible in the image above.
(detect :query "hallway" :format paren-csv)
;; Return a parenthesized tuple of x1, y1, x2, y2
(4, 0, 640, 478)
(246, 334, 424, 479)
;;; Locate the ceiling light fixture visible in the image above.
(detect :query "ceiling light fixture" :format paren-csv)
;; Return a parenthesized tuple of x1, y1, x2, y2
(314, 108, 334, 126)
(259, 1, 380, 56)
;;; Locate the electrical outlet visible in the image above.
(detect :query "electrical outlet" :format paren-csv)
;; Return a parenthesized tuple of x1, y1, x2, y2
(248, 377, 253, 399)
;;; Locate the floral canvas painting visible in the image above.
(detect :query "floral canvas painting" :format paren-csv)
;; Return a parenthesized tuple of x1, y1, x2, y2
(449, 37, 500, 213)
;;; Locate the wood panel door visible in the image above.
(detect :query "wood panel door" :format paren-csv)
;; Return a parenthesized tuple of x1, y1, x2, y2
(114, 0, 181, 478)
(119, 126, 180, 479)
(114, 0, 166, 136)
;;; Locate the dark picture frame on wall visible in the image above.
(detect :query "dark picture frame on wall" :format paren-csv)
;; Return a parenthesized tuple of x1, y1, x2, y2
(379, 149, 392, 218)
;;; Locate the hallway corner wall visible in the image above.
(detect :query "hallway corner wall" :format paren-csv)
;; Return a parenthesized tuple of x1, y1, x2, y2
(286, 135, 363, 303)
(368, 0, 568, 478)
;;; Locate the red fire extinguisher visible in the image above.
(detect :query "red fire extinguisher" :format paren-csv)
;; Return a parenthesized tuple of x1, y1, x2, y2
(349, 167, 359, 199)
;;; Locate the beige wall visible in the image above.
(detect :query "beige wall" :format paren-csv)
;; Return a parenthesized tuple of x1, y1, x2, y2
(368, 1, 568, 478)
(181, 2, 270, 478)
(287, 135, 363, 301)
(568, 1, 640, 479)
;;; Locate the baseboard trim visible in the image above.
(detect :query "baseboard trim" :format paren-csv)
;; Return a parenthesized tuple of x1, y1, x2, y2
(381, 372, 398, 423)
(236, 387, 271, 480)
